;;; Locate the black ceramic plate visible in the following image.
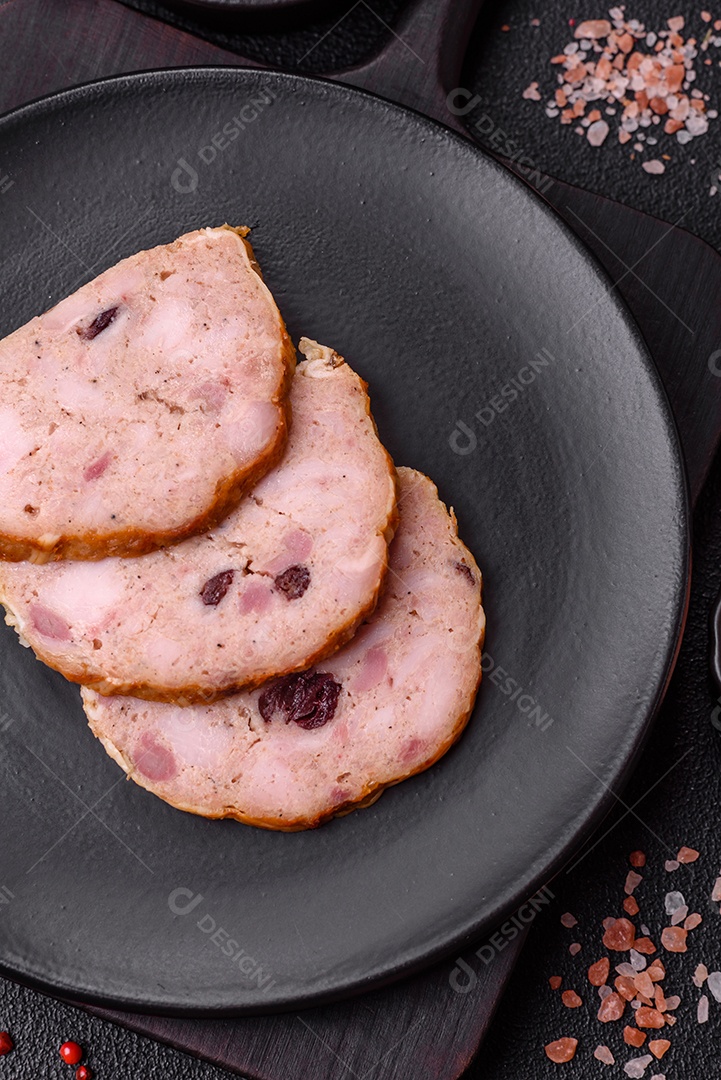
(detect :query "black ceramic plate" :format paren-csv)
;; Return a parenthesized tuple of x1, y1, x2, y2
(0, 69, 689, 1014)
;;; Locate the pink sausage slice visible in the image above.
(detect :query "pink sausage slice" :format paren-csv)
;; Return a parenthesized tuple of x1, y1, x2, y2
(81, 468, 485, 830)
(0, 226, 294, 561)
(0, 340, 398, 701)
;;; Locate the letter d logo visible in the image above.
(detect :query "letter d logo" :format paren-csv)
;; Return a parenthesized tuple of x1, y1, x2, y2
(168, 887, 204, 916)
(171, 157, 199, 194)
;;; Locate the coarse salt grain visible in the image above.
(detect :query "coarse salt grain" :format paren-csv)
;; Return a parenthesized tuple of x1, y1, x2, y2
(624, 1026, 647, 1047)
(677, 847, 699, 863)
(707, 971, 721, 1001)
(545, 1038, 578, 1063)
(685, 913, 702, 930)
(634, 972, 655, 998)
(630, 950, 647, 971)
(595, 1044, 615, 1065)
(589, 957, 611, 985)
(560, 912, 577, 928)
(664, 891, 686, 915)
(647, 960, 665, 982)
(670, 906, 688, 926)
(599, 992, 626, 1022)
(575, 19, 613, 38)
(698, 994, 709, 1023)
(549, 975, 562, 990)
(626, 871, 643, 894)
(599, 984, 613, 999)
(693, 963, 708, 987)
(664, 861, 679, 872)
(635, 1007, 666, 1029)
(588, 119, 610, 144)
(523, 82, 542, 100)
(617, 975, 638, 1001)
(649, 1039, 671, 1059)
(604, 918, 636, 951)
(642, 159, 665, 173)
(624, 1054, 653, 1078)
(661, 926, 687, 953)
(711, 877, 721, 902)
(562, 989, 583, 1008)
(569, 943, 582, 955)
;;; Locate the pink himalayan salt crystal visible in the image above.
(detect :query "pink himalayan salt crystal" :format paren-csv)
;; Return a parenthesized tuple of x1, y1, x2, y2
(693, 963, 709, 987)
(569, 942, 582, 956)
(667, 15, 685, 31)
(698, 994, 709, 1023)
(677, 846, 699, 864)
(560, 912, 577, 928)
(588, 120, 610, 146)
(642, 160, 665, 174)
(685, 913, 702, 930)
(624, 1055, 653, 1078)
(626, 871, 643, 895)
(595, 1044, 616, 1065)
(664, 860, 679, 872)
(664, 995, 680, 1010)
(707, 971, 721, 1002)
(523, 82, 541, 101)
(711, 876, 721, 902)
(661, 926, 687, 953)
(575, 18, 612, 38)
(664, 891, 685, 916)
(670, 906, 688, 926)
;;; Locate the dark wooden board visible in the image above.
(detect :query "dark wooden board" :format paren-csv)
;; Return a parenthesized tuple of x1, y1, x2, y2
(0, 1, 718, 1078)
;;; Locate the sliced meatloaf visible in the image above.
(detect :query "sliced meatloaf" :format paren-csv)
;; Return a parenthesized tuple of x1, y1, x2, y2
(81, 467, 485, 830)
(0, 339, 397, 701)
(0, 225, 294, 561)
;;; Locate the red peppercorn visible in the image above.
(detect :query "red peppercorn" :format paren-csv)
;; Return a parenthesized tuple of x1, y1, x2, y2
(76, 1067, 93, 1080)
(59, 1041, 83, 1065)
(0, 1032, 13, 1056)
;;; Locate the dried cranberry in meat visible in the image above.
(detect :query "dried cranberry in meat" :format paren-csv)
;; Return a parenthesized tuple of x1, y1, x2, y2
(200, 570, 235, 606)
(78, 306, 119, 340)
(259, 672, 341, 729)
(274, 564, 311, 600)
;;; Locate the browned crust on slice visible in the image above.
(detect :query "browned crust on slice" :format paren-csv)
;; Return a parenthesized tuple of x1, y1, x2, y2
(0, 228, 295, 563)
